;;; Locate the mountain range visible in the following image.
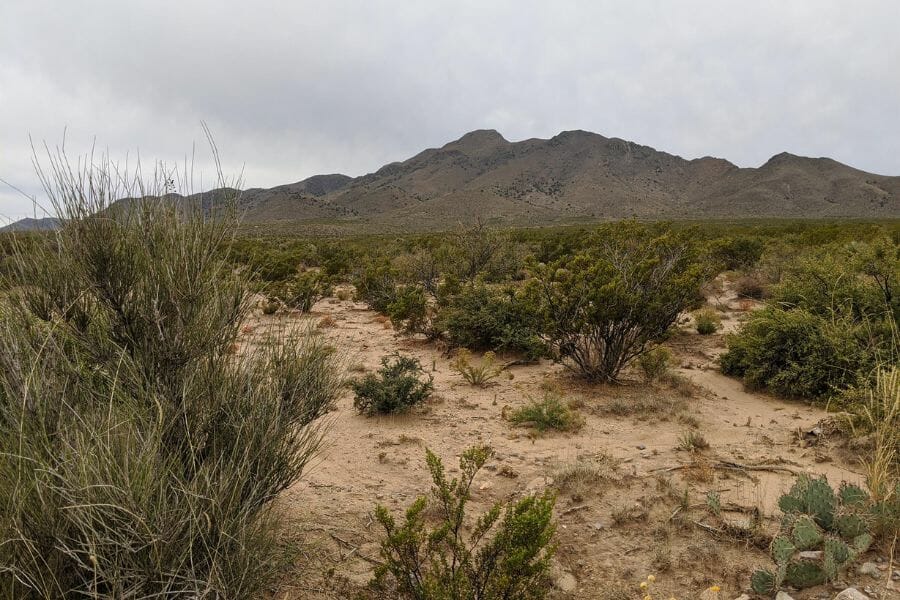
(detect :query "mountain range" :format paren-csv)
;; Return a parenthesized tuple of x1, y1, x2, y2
(3, 129, 898, 232)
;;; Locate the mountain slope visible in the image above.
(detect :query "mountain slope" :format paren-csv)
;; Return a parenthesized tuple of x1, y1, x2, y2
(274, 129, 900, 226)
(5, 130, 897, 232)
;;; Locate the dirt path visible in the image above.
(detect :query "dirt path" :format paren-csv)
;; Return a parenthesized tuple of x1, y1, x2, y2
(250, 295, 889, 600)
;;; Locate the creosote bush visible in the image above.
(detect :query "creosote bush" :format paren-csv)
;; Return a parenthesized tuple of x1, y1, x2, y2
(368, 445, 556, 599)
(526, 222, 707, 383)
(638, 346, 673, 383)
(269, 269, 330, 312)
(0, 152, 344, 598)
(352, 353, 434, 415)
(441, 282, 546, 360)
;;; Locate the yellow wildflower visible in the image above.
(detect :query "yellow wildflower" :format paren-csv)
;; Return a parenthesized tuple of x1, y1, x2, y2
(709, 585, 721, 592)
(640, 581, 649, 590)
(647, 575, 656, 582)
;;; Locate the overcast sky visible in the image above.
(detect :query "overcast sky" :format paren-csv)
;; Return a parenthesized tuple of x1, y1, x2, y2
(2, 1, 899, 223)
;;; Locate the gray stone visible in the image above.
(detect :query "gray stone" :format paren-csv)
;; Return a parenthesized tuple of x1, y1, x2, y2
(857, 562, 879, 577)
(799, 550, 824, 559)
(775, 592, 795, 600)
(732, 595, 752, 600)
(833, 588, 871, 600)
(555, 572, 577, 592)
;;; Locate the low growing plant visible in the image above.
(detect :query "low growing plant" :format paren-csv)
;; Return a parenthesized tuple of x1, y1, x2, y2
(352, 353, 434, 415)
(369, 445, 557, 599)
(508, 393, 583, 433)
(450, 349, 504, 387)
(694, 308, 720, 335)
(638, 346, 672, 383)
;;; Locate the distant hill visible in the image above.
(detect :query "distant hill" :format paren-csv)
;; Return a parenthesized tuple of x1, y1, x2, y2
(0, 217, 60, 233)
(235, 129, 899, 227)
(8, 130, 899, 232)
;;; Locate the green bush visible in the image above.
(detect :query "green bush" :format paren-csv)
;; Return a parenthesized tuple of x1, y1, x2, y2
(638, 346, 673, 382)
(0, 161, 344, 598)
(508, 393, 583, 433)
(352, 353, 434, 415)
(269, 269, 330, 312)
(721, 307, 874, 399)
(369, 446, 556, 599)
(526, 222, 707, 382)
(354, 261, 399, 314)
(710, 235, 765, 271)
(694, 309, 720, 335)
(722, 238, 897, 400)
(387, 284, 438, 337)
(440, 283, 546, 360)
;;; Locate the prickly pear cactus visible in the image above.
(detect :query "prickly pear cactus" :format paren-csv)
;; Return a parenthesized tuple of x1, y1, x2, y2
(791, 514, 823, 549)
(838, 482, 868, 508)
(784, 560, 826, 588)
(751, 569, 776, 595)
(751, 475, 873, 595)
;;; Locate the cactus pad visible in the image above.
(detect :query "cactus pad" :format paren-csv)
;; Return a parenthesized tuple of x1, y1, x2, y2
(838, 482, 868, 507)
(791, 514, 824, 549)
(750, 569, 776, 595)
(770, 535, 796, 564)
(784, 560, 826, 588)
(833, 509, 867, 539)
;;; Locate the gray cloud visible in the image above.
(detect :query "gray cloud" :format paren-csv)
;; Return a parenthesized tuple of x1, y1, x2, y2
(2, 0, 899, 222)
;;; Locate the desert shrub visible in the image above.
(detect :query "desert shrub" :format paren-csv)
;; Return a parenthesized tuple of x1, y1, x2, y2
(386, 284, 439, 337)
(352, 353, 434, 415)
(721, 307, 874, 399)
(269, 269, 330, 312)
(448, 220, 506, 282)
(354, 261, 399, 313)
(450, 349, 504, 387)
(316, 241, 357, 278)
(677, 430, 710, 452)
(734, 274, 766, 299)
(638, 346, 672, 382)
(693, 308, 720, 335)
(0, 156, 344, 597)
(710, 235, 765, 271)
(369, 445, 556, 599)
(508, 393, 583, 433)
(722, 239, 897, 400)
(526, 222, 707, 382)
(774, 242, 897, 322)
(440, 283, 546, 360)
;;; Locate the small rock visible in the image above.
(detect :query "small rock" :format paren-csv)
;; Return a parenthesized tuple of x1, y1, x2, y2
(591, 521, 605, 531)
(799, 550, 824, 560)
(775, 592, 795, 600)
(732, 595, 751, 600)
(636, 444, 646, 450)
(833, 588, 871, 600)
(893, 569, 900, 581)
(555, 572, 577, 592)
(857, 562, 879, 578)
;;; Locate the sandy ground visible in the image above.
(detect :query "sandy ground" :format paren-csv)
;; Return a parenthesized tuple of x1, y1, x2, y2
(246, 284, 895, 600)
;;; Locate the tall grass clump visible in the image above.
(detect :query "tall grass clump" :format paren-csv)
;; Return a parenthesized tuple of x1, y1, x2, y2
(0, 147, 344, 598)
